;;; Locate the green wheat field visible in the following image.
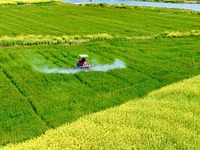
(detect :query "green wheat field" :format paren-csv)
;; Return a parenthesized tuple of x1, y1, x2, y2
(0, 1, 200, 149)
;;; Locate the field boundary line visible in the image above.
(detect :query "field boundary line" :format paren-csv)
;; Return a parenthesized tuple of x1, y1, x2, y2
(2, 69, 28, 97)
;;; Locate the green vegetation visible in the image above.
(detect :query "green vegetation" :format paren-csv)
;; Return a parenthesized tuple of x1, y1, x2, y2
(0, 0, 60, 5)
(1, 37, 200, 146)
(0, 3, 200, 37)
(85, 3, 200, 12)
(160, 30, 200, 38)
(0, 34, 114, 46)
(137, 0, 200, 4)
(1, 74, 200, 149)
(1, 30, 200, 47)
(0, 2, 200, 148)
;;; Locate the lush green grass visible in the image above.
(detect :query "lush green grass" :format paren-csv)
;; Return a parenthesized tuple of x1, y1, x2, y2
(1, 74, 200, 149)
(0, 3, 200, 37)
(1, 37, 200, 146)
(0, 3, 200, 147)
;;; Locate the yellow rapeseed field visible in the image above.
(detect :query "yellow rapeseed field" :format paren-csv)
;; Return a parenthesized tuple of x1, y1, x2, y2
(1, 75, 200, 149)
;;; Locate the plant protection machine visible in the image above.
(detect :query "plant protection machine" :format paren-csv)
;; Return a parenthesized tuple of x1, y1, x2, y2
(76, 54, 89, 68)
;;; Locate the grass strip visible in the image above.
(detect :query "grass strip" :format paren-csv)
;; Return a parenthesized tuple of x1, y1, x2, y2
(0, 33, 114, 47)
(1, 30, 200, 47)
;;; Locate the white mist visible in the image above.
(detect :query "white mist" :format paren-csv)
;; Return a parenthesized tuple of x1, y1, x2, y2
(35, 59, 126, 74)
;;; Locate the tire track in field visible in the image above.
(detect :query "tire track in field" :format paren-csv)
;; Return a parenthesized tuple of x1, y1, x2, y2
(95, 52, 160, 99)
(51, 53, 68, 64)
(100, 44, 194, 89)
(37, 52, 63, 67)
(73, 74, 94, 89)
(98, 45, 162, 84)
(47, 47, 77, 67)
(86, 47, 132, 81)
(100, 47, 173, 98)
(87, 45, 162, 98)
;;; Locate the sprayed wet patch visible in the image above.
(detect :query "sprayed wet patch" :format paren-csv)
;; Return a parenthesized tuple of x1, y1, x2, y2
(34, 59, 126, 74)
